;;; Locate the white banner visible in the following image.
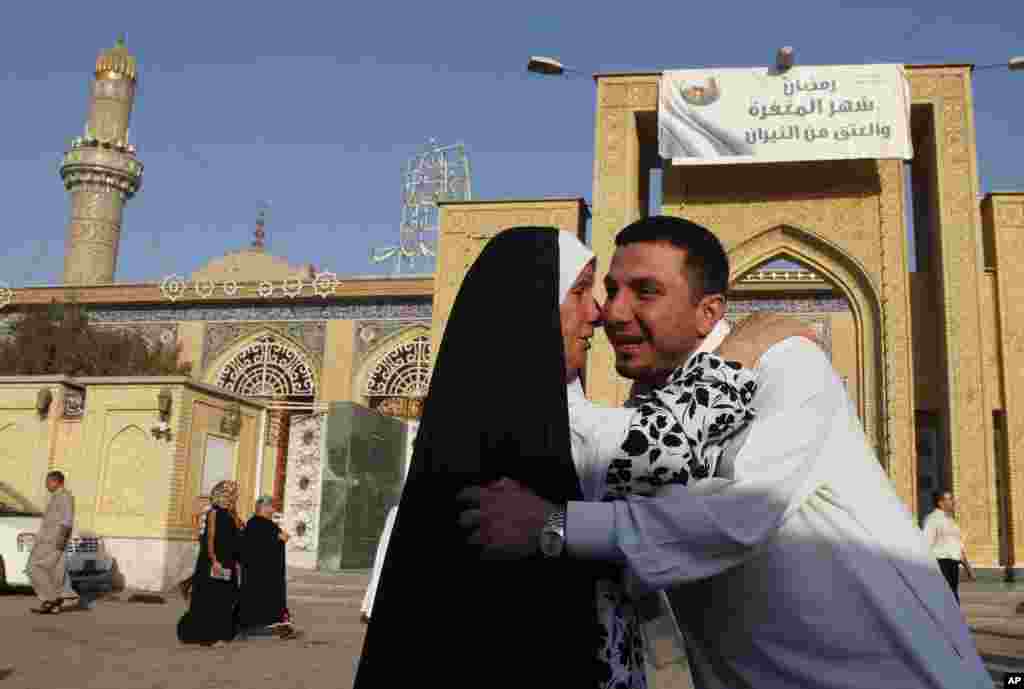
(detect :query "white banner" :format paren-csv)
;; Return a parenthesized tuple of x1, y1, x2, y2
(659, 64, 913, 165)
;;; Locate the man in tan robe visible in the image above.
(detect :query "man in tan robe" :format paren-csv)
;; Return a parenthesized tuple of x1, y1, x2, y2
(29, 471, 74, 614)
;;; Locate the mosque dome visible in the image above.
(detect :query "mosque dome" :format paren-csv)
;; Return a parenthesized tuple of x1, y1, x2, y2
(190, 248, 316, 284)
(189, 210, 316, 283)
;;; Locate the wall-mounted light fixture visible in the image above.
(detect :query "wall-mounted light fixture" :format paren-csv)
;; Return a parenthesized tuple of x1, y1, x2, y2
(153, 388, 173, 440)
(221, 402, 242, 437)
(36, 388, 53, 417)
(157, 388, 172, 420)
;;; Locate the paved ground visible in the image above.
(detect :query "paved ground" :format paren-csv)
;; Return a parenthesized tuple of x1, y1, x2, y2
(0, 570, 369, 689)
(0, 574, 1020, 688)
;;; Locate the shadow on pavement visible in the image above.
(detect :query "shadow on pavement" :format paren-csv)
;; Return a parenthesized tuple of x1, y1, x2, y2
(0, 585, 33, 596)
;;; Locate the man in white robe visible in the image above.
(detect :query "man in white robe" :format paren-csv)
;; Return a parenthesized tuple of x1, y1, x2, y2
(461, 216, 991, 688)
(360, 503, 398, 622)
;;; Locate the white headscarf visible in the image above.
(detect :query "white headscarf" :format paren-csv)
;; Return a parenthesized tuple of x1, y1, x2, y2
(558, 231, 595, 307)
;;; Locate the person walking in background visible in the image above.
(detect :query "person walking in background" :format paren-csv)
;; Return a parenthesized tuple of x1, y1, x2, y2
(238, 496, 294, 638)
(177, 481, 242, 647)
(29, 471, 74, 615)
(178, 496, 209, 599)
(924, 491, 975, 604)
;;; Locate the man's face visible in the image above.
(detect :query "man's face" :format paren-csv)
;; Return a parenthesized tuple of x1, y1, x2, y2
(603, 241, 723, 386)
(941, 493, 955, 512)
(46, 477, 61, 493)
(560, 260, 600, 382)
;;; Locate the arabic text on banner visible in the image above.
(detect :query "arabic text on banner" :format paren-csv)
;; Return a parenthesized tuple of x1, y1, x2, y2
(658, 64, 913, 166)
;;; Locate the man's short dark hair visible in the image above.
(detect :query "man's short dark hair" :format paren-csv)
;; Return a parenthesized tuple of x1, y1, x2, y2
(933, 491, 950, 507)
(615, 215, 730, 301)
(47, 470, 65, 483)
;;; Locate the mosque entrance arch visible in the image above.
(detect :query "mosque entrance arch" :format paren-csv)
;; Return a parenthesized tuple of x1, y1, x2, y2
(211, 332, 318, 400)
(357, 328, 431, 420)
(728, 224, 885, 464)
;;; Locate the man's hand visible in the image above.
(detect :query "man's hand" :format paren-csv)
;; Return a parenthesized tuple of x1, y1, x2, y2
(717, 313, 820, 369)
(56, 526, 71, 553)
(456, 478, 557, 560)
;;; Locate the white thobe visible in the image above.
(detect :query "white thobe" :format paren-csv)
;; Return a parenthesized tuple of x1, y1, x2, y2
(922, 510, 965, 562)
(361, 505, 398, 619)
(567, 338, 990, 688)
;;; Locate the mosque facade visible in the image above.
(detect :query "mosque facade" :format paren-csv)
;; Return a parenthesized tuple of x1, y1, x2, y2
(1, 40, 1022, 587)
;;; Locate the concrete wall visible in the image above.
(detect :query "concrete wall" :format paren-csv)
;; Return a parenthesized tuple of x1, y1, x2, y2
(1, 376, 267, 590)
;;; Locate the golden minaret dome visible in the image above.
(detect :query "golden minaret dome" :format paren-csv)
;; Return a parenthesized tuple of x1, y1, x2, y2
(95, 35, 137, 81)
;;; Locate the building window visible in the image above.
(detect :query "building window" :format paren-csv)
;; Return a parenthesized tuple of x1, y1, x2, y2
(365, 334, 431, 418)
(215, 334, 316, 398)
(201, 434, 236, 496)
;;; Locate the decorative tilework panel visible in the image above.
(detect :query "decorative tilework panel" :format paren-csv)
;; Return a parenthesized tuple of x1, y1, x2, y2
(202, 321, 326, 373)
(726, 297, 849, 313)
(283, 413, 325, 555)
(82, 299, 432, 323)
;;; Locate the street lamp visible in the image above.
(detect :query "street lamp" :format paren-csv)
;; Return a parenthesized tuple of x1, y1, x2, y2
(529, 53, 1022, 76)
(527, 56, 581, 76)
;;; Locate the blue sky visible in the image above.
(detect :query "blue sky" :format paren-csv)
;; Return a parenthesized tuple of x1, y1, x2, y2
(0, 1, 1020, 285)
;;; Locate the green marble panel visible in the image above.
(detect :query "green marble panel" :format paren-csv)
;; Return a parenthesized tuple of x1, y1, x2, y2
(317, 402, 406, 570)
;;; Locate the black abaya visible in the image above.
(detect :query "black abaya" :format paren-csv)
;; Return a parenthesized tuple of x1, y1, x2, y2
(354, 228, 608, 689)
(239, 515, 288, 628)
(176, 507, 240, 644)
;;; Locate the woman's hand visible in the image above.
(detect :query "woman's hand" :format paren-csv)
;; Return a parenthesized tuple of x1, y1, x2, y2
(717, 313, 820, 369)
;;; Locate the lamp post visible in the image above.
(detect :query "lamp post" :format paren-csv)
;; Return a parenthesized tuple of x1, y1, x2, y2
(526, 56, 583, 77)
(528, 53, 1023, 77)
(976, 56, 1024, 72)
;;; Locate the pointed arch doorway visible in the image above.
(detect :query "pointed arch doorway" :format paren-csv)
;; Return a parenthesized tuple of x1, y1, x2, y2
(728, 225, 885, 466)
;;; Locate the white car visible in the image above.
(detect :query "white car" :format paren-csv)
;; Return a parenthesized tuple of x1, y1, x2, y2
(0, 483, 42, 588)
(0, 483, 114, 592)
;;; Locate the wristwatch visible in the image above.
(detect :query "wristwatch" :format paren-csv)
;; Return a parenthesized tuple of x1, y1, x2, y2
(539, 507, 567, 558)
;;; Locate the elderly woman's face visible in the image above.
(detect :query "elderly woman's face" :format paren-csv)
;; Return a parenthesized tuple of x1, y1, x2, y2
(560, 261, 600, 382)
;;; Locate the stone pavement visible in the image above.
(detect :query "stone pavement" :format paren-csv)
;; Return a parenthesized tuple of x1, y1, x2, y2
(0, 572, 1020, 688)
(0, 570, 370, 689)
(961, 582, 1024, 683)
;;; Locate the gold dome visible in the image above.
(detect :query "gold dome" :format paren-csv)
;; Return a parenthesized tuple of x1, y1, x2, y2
(94, 36, 137, 81)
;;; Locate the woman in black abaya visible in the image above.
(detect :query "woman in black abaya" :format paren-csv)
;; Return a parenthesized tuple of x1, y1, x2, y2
(177, 480, 242, 647)
(354, 228, 609, 689)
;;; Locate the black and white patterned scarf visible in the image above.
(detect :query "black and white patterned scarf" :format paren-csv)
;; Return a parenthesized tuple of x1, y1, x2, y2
(594, 352, 758, 688)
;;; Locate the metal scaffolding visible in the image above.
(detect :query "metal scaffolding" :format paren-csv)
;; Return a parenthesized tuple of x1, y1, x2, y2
(371, 139, 472, 274)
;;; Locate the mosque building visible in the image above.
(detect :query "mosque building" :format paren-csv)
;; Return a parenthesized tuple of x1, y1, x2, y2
(1, 39, 1022, 589)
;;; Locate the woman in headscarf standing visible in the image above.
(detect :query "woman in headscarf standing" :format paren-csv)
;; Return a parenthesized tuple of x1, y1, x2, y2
(238, 496, 293, 637)
(354, 228, 611, 689)
(177, 480, 242, 647)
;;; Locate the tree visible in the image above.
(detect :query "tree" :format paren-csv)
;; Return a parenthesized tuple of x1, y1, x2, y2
(0, 300, 192, 377)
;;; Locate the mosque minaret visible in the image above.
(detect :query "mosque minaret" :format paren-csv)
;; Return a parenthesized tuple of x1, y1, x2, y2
(59, 36, 144, 285)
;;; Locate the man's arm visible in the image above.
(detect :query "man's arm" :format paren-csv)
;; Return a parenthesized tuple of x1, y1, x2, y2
(207, 510, 220, 569)
(566, 338, 845, 590)
(57, 493, 74, 549)
(921, 513, 939, 550)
